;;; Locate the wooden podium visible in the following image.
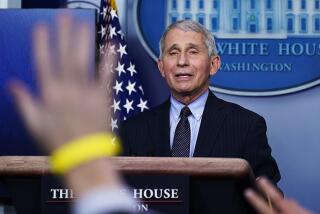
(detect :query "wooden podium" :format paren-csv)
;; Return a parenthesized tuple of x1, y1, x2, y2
(0, 156, 257, 214)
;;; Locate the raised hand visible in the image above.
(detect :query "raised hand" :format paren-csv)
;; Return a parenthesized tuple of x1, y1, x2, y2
(245, 177, 314, 214)
(9, 15, 113, 152)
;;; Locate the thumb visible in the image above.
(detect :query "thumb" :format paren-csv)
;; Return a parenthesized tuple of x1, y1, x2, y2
(8, 80, 42, 138)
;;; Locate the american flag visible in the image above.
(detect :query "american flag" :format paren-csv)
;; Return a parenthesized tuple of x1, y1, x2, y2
(97, 0, 149, 133)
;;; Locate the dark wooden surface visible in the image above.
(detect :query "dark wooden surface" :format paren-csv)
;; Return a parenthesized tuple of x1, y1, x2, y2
(0, 156, 254, 179)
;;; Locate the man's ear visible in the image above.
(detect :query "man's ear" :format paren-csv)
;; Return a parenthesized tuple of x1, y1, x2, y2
(157, 58, 165, 78)
(209, 55, 221, 76)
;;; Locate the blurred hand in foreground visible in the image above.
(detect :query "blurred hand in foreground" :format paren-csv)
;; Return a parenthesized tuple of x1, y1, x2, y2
(9, 15, 122, 196)
(245, 177, 314, 214)
(9, 15, 113, 152)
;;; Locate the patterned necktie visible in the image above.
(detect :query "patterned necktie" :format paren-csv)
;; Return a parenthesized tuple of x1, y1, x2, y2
(172, 106, 192, 157)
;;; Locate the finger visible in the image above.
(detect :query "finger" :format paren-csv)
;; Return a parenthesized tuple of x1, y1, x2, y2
(244, 189, 274, 214)
(298, 206, 314, 214)
(256, 177, 273, 210)
(97, 48, 117, 88)
(57, 15, 73, 80)
(8, 80, 42, 137)
(297, 205, 314, 214)
(280, 198, 314, 214)
(33, 24, 55, 95)
(257, 178, 285, 209)
(73, 22, 91, 84)
(96, 53, 115, 125)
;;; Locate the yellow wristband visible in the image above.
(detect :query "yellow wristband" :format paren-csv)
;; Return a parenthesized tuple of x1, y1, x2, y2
(50, 133, 121, 175)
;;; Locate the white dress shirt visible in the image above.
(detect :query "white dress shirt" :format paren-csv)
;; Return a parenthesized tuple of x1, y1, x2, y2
(169, 90, 209, 157)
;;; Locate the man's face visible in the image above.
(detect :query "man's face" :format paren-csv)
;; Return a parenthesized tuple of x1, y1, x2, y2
(157, 28, 220, 101)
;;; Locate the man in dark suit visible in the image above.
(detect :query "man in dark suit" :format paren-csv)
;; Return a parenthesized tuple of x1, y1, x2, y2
(120, 20, 280, 213)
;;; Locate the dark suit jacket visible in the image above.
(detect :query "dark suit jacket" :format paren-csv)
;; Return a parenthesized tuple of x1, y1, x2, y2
(120, 91, 280, 213)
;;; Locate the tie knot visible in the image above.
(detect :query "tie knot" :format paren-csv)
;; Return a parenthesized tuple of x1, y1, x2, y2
(180, 106, 192, 118)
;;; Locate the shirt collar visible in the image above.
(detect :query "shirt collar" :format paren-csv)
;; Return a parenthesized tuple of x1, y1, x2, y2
(170, 90, 209, 121)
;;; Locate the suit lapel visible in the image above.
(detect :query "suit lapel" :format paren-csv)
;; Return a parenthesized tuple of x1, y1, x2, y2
(153, 99, 171, 156)
(193, 92, 228, 157)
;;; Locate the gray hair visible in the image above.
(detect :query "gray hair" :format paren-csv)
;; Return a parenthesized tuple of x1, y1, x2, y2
(159, 20, 218, 58)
